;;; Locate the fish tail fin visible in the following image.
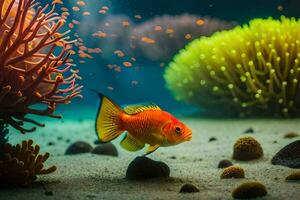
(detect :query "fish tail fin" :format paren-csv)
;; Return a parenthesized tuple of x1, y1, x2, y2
(95, 92, 124, 143)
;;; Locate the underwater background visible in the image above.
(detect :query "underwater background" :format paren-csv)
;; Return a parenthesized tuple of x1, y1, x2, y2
(45, 0, 300, 120)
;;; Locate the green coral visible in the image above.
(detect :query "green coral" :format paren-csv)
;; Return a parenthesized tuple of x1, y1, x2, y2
(164, 17, 300, 117)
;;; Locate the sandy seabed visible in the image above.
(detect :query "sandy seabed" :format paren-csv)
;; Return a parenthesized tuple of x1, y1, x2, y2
(1, 118, 300, 200)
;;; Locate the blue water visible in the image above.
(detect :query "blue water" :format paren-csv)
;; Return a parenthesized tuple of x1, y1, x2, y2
(28, 0, 300, 123)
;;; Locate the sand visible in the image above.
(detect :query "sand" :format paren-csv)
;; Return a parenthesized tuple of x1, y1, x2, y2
(1, 118, 300, 200)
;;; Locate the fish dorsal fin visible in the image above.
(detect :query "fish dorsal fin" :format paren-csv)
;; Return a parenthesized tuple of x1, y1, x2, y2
(120, 132, 145, 152)
(123, 103, 161, 115)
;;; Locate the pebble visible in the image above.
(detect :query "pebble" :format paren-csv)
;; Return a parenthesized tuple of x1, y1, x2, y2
(65, 141, 93, 155)
(179, 183, 200, 193)
(271, 140, 300, 168)
(286, 171, 300, 181)
(92, 143, 118, 156)
(126, 156, 170, 180)
(44, 191, 53, 196)
(243, 128, 254, 134)
(283, 132, 299, 139)
(232, 181, 267, 199)
(233, 136, 263, 161)
(218, 159, 233, 168)
(47, 142, 55, 146)
(221, 165, 245, 179)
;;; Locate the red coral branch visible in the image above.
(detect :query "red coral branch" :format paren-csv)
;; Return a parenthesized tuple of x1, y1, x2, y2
(0, 0, 82, 133)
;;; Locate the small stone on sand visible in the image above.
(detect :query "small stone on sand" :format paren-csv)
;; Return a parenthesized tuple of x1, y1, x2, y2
(44, 191, 53, 196)
(126, 156, 170, 180)
(92, 143, 118, 156)
(218, 159, 233, 168)
(57, 136, 63, 141)
(221, 165, 245, 179)
(271, 140, 300, 168)
(283, 132, 299, 139)
(47, 142, 55, 146)
(233, 136, 263, 161)
(243, 128, 254, 134)
(232, 181, 267, 199)
(286, 171, 300, 181)
(65, 141, 93, 155)
(179, 183, 200, 193)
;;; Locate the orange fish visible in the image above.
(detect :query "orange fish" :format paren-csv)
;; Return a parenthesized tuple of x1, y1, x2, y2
(95, 93, 192, 155)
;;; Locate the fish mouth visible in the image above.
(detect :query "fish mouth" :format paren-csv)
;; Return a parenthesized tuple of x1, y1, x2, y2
(184, 134, 192, 141)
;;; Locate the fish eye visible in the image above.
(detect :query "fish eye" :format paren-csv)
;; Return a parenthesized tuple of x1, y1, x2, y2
(175, 127, 181, 134)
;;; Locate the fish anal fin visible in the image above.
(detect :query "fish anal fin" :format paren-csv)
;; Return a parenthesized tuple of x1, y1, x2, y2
(120, 133, 145, 152)
(123, 103, 161, 115)
(145, 144, 160, 155)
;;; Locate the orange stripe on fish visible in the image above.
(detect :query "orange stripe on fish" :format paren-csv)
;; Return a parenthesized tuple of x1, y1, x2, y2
(95, 93, 192, 155)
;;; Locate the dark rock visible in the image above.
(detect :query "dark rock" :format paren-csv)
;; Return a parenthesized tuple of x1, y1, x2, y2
(233, 136, 263, 161)
(126, 156, 170, 180)
(45, 191, 53, 196)
(271, 140, 300, 168)
(232, 181, 267, 199)
(170, 156, 177, 159)
(221, 165, 245, 179)
(243, 128, 254, 134)
(65, 141, 93, 155)
(284, 132, 299, 139)
(286, 171, 300, 181)
(92, 143, 118, 156)
(47, 142, 55, 146)
(94, 140, 100, 145)
(65, 139, 71, 143)
(57, 136, 63, 141)
(209, 137, 217, 142)
(86, 194, 96, 198)
(179, 183, 200, 193)
(218, 159, 233, 168)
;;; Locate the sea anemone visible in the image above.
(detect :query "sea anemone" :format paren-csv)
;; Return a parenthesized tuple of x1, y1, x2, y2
(132, 14, 235, 62)
(0, 0, 82, 133)
(233, 136, 263, 161)
(220, 165, 245, 179)
(164, 17, 300, 117)
(0, 140, 56, 186)
(232, 181, 267, 199)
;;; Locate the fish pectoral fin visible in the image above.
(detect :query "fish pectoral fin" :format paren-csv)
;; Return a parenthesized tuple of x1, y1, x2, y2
(144, 144, 160, 155)
(120, 132, 145, 152)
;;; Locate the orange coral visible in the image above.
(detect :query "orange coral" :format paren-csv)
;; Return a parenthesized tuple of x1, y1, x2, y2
(0, 140, 56, 186)
(0, 0, 82, 133)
